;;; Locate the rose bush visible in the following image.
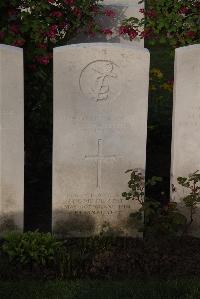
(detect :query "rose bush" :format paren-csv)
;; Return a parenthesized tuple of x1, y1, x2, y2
(0, 0, 114, 67)
(119, 0, 200, 47)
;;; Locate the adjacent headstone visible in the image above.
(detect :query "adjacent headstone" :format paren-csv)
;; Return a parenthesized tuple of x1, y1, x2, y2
(70, 0, 144, 48)
(171, 44, 200, 236)
(53, 43, 149, 237)
(0, 45, 24, 233)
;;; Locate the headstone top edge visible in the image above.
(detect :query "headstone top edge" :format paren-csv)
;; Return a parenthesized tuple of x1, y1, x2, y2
(0, 44, 23, 53)
(103, 3, 141, 7)
(175, 44, 200, 53)
(54, 43, 149, 54)
(103, 0, 142, 6)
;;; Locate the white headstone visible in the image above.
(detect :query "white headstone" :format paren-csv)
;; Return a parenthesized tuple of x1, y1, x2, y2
(53, 43, 149, 237)
(0, 45, 24, 233)
(70, 0, 144, 48)
(171, 44, 200, 236)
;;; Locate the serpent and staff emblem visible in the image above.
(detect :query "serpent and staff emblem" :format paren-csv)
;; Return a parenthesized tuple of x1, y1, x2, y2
(79, 60, 120, 102)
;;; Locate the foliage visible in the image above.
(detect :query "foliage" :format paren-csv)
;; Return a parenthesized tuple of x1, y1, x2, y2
(122, 169, 187, 237)
(60, 236, 114, 278)
(0, 0, 115, 66)
(150, 68, 173, 94)
(2, 236, 200, 280)
(2, 230, 64, 267)
(1, 232, 114, 278)
(119, 0, 200, 48)
(177, 171, 200, 226)
(148, 65, 174, 136)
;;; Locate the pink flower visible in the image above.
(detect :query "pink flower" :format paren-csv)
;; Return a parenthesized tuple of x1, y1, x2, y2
(51, 11, 63, 17)
(101, 28, 113, 35)
(119, 25, 129, 35)
(73, 7, 81, 17)
(64, 0, 75, 5)
(50, 25, 58, 31)
(48, 0, 55, 3)
(145, 9, 157, 18)
(140, 29, 152, 39)
(119, 25, 138, 40)
(47, 25, 58, 38)
(37, 43, 48, 49)
(128, 29, 138, 40)
(139, 8, 156, 17)
(179, 6, 190, 14)
(104, 9, 116, 18)
(36, 56, 50, 65)
(59, 22, 68, 29)
(90, 5, 99, 15)
(185, 31, 196, 38)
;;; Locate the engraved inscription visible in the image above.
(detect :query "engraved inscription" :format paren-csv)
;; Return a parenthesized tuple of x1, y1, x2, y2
(79, 60, 120, 102)
(64, 204, 131, 216)
(64, 196, 132, 216)
(66, 115, 131, 130)
(85, 139, 116, 189)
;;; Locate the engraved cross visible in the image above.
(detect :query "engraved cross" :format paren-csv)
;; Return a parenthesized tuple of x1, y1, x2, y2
(85, 139, 116, 189)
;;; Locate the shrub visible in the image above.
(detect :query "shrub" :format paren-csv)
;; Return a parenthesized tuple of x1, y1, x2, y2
(2, 230, 64, 267)
(122, 169, 187, 237)
(177, 171, 200, 229)
(0, 0, 114, 66)
(119, 0, 200, 47)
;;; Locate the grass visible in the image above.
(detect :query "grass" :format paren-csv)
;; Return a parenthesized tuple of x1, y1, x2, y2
(1, 279, 200, 299)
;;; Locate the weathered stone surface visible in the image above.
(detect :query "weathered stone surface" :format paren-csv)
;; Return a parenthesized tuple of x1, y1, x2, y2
(70, 0, 144, 47)
(53, 43, 149, 237)
(171, 44, 200, 236)
(0, 45, 24, 233)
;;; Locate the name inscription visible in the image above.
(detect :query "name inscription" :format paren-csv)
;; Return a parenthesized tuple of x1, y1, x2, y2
(66, 115, 133, 130)
(63, 193, 132, 216)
